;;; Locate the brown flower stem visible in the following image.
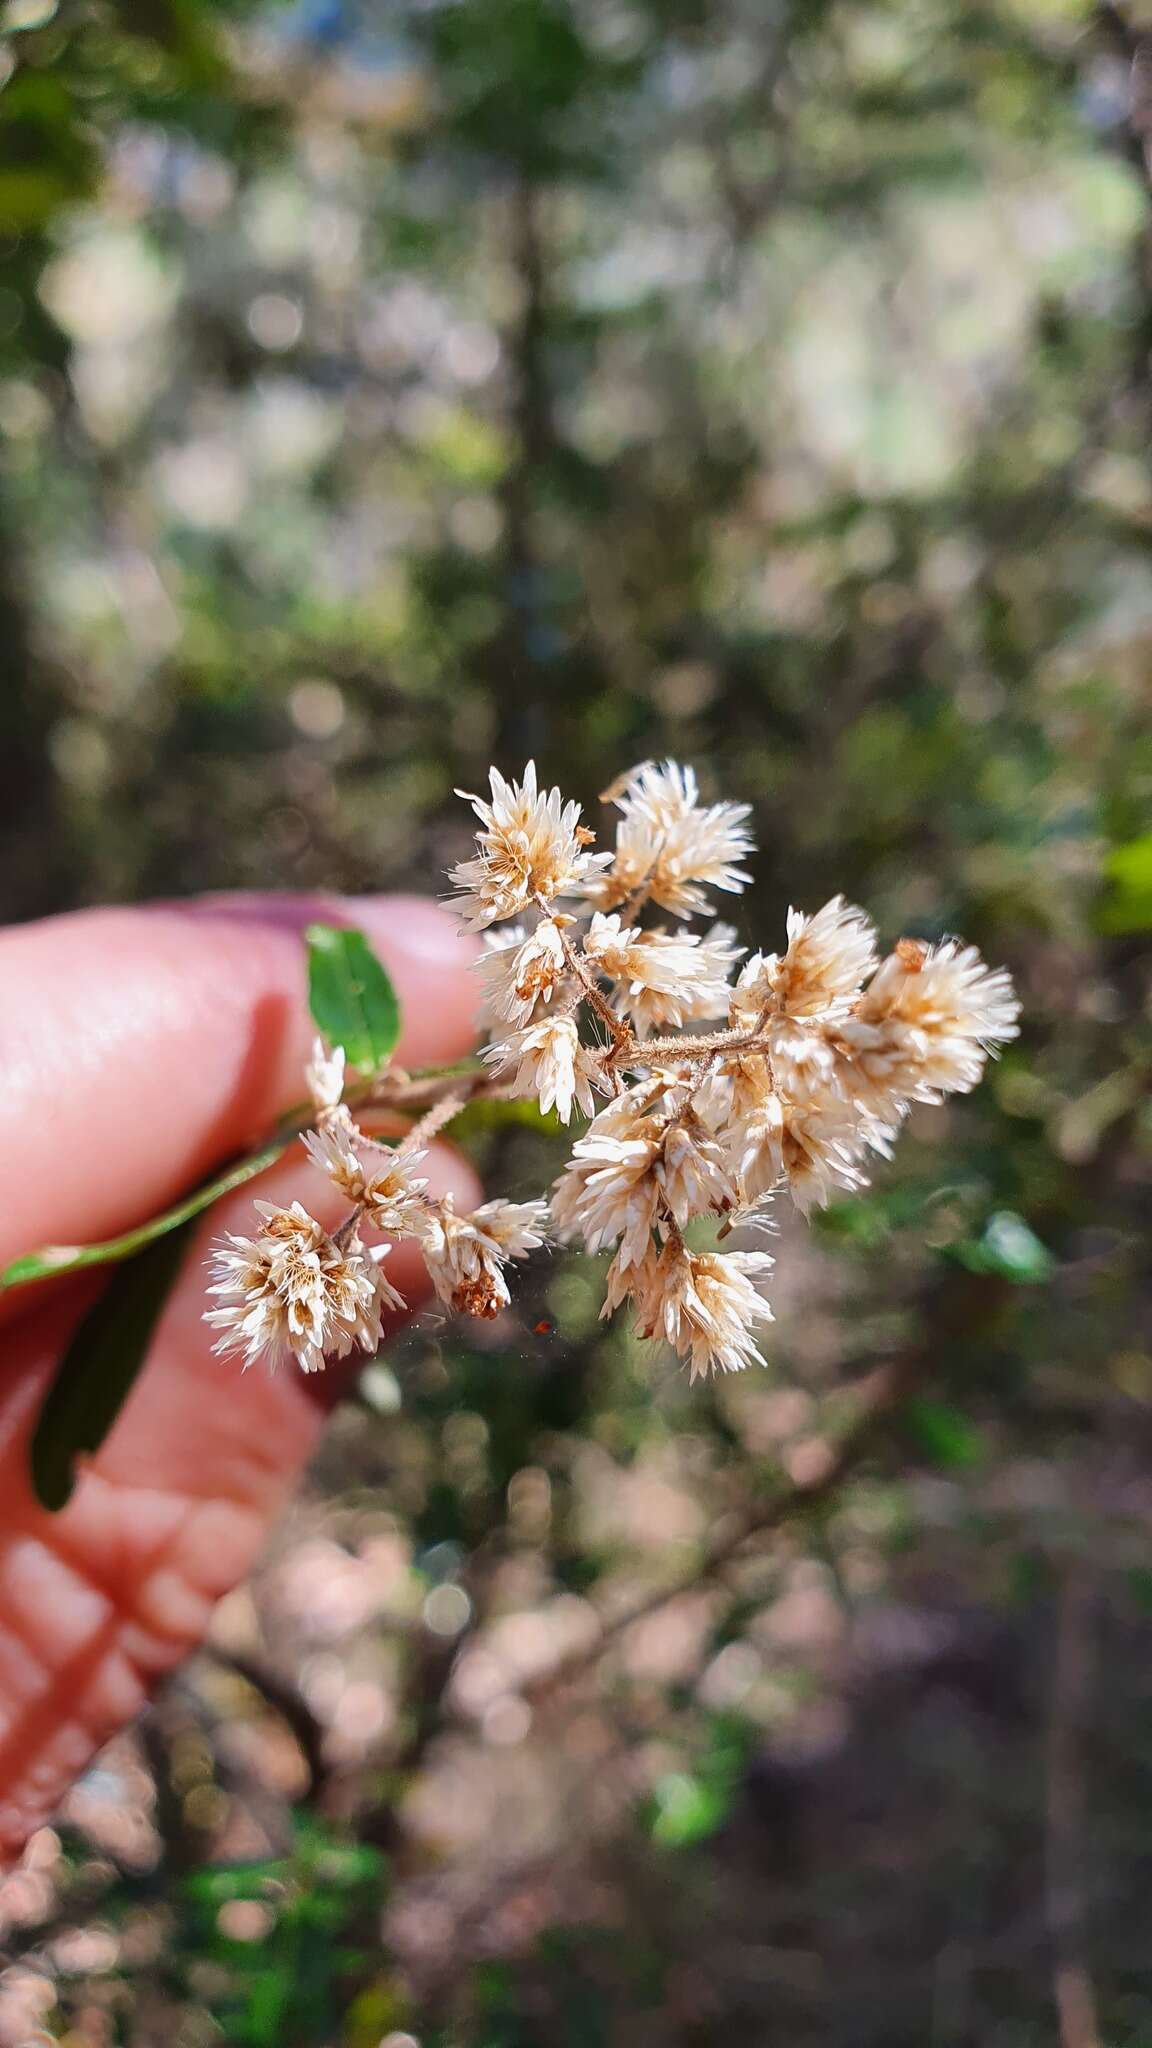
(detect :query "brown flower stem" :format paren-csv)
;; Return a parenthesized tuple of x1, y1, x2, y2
(604, 1023, 775, 1071)
(271, 1063, 489, 1140)
(550, 912, 633, 1052)
(331, 1205, 364, 1252)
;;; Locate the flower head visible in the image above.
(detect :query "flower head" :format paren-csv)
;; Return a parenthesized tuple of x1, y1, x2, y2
(474, 917, 569, 1027)
(420, 1194, 547, 1319)
(584, 914, 741, 1033)
(551, 1084, 737, 1291)
(303, 1119, 429, 1234)
(729, 1090, 878, 1212)
(587, 760, 754, 920)
(655, 1108, 740, 1224)
(730, 897, 877, 1029)
(831, 938, 1020, 1120)
(484, 1011, 603, 1124)
(305, 1036, 346, 1114)
(450, 762, 611, 929)
(632, 1240, 775, 1381)
(207, 1200, 403, 1375)
(551, 1085, 667, 1266)
(858, 938, 1020, 1046)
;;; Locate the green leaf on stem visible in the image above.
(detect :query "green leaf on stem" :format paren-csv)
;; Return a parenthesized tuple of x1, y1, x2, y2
(305, 923, 401, 1073)
(0, 1140, 290, 1294)
(31, 1217, 197, 1512)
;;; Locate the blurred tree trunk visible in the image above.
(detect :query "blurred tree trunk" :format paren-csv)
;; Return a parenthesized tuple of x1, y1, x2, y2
(0, 495, 74, 922)
(493, 175, 555, 765)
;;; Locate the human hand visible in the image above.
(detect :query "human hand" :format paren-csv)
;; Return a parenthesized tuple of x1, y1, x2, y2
(0, 894, 480, 1859)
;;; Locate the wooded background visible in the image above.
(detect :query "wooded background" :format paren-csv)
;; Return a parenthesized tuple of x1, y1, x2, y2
(1, 2, 1151, 2042)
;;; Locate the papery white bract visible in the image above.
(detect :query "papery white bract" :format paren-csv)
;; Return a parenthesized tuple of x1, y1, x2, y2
(484, 1011, 603, 1124)
(586, 760, 754, 919)
(207, 1200, 404, 1375)
(450, 762, 611, 929)
(420, 1194, 547, 1319)
(633, 1239, 775, 1381)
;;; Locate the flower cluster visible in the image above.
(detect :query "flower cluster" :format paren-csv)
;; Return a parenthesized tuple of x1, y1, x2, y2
(457, 760, 1018, 1380)
(207, 1043, 546, 1374)
(207, 759, 1018, 1384)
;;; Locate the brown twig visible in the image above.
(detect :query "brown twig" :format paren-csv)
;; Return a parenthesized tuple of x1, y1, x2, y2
(518, 1343, 924, 1709)
(198, 1643, 331, 1801)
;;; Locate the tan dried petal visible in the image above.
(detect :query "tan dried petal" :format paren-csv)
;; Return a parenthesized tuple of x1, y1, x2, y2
(449, 761, 612, 928)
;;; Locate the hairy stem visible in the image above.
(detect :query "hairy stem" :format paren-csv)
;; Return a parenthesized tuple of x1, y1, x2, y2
(551, 912, 633, 1050)
(400, 1091, 469, 1152)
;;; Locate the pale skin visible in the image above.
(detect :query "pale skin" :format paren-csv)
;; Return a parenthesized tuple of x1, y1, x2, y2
(0, 893, 482, 1861)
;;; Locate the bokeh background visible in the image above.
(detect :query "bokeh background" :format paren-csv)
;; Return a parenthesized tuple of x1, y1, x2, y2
(2, 0, 1152, 2041)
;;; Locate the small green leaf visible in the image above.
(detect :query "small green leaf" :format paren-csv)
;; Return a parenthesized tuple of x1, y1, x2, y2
(944, 1208, 1056, 1285)
(305, 923, 401, 1073)
(31, 1220, 197, 1512)
(1, 1140, 289, 1294)
(906, 1399, 984, 1469)
(1099, 832, 1152, 934)
(649, 1772, 728, 1849)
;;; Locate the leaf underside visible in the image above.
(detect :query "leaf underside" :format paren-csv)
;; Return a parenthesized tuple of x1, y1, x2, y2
(31, 1218, 199, 1512)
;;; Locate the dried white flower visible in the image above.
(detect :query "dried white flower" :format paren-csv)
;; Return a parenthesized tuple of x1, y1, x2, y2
(730, 1090, 878, 1212)
(450, 762, 611, 929)
(831, 938, 1020, 1120)
(420, 1194, 547, 1319)
(305, 1036, 346, 1114)
(584, 913, 742, 1032)
(551, 1085, 667, 1268)
(484, 1010, 603, 1124)
(474, 917, 569, 1027)
(303, 1119, 429, 1234)
(762, 1021, 841, 1103)
(587, 760, 754, 919)
(207, 1200, 404, 1375)
(859, 938, 1020, 1046)
(467, 1196, 550, 1258)
(633, 1240, 775, 1381)
(730, 897, 877, 1029)
(655, 1109, 740, 1225)
(551, 1085, 737, 1293)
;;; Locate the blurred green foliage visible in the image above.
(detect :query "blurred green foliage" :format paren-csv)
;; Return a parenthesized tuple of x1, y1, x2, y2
(1, 0, 1151, 2042)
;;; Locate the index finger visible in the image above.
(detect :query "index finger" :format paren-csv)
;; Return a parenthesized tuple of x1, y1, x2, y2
(0, 893, 479, 1287)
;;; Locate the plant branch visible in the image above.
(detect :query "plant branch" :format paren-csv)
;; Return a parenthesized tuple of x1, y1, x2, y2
(517, 1339, 926, 1710)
